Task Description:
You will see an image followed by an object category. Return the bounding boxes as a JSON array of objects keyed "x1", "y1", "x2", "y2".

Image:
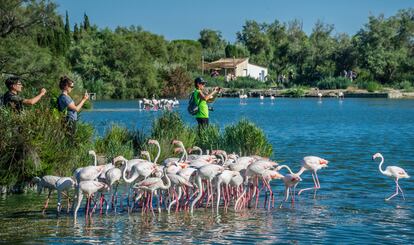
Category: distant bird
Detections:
[
  {"x1": 317, "y1": 92, "x2": 322, "y2": 99},
  {"x1": 33, "y1": 175, "x2": 60, "y2": 214},
  {"x1": 259, "y1": 95, "x2": 264, "y2": 101},
  {"x1": 270, "y1": 95, "x2": 275, "y2": 103},
  {"x1": 372, "y1": 153, "x2": 410, "y2": 201},
  {"x1": 297, "y1": 156, "x2": 329, "y2": 198},
  {"x1": 338, "y1": 91, "x2": 344, "y2": 99},
  {"x1": 138, "y1": 100, "x2": 143, "y2": 111}
]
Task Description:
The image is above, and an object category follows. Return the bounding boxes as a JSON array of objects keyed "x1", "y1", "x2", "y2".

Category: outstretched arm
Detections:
[
  {"x1": 67, "y1": 92, "x2": 89, "y2": 112},
  {"x1": 23, "y1": 88, "x2": 46, "y2": 105}
]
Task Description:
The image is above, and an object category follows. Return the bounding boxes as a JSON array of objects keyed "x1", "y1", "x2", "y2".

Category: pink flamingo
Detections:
[
  {"x1": 73, "y1": 180, "x2": 109, "y2": 219},
  {"x1": 133, "y1": 168, "x2": 171, "y2": 215},
  {"x1": 276, "y1": 165, "x2": 302, "y2": 208},
  {"x1": 297, "y1": 156, "x2": 329, "y2": 198},
  {"x1": 55, "y1": 177, "x2": 75, "y2": 213},
  {"x1": 372, "y1": 153, "x2": 410, "y2": 201}
]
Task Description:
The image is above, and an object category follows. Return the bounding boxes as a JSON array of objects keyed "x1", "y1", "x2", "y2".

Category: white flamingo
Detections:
[
  {"x1": 55, "y1": 177, "x2": 75, "y2": 213},
  {"x1": 73, "y1": 180, "x2": 109, "y2": 219},
  {"x1": 372, "y1": 153, "x2": 410, "y2": 201},
  {"x1": 297, "y1": 156, "x2": 329, "y2": 198},
  {"x1": 33, "y1": 175, "x2": 60, "y2": 214}
]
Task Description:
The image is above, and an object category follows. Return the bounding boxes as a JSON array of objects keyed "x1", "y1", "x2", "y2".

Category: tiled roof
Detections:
[{"x1": 204, "y1": 58, "x2": 248, "y2": 69}]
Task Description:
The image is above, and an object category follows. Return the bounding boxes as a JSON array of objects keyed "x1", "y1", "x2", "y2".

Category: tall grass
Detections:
[
  {"x1": 317, "y1": 77, "x2": 352, "y2": 89},
  {"x1": 222, "y1": 119, "x2": 273, "y2": 157}
]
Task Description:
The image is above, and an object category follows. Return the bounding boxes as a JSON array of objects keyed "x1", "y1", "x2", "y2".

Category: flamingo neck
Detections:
[
  {"x1": 279, "y1": 165, "x2": 294, "y2": 174},
  {"x1": 296, "y1": 167, "x2": 307, "y2": 176},
  {"x1": 154, "y1": 143, "x2": 160, "y2": 164},
  {"x1": 179, "y1": 143, "x2": 187, "y2": 162},
  {"x1": 93, "y1": 154, "x2": 97, "y2": 166},
  {"x1": 378, "y1": 155, "x2": 386, "y2": 175}
]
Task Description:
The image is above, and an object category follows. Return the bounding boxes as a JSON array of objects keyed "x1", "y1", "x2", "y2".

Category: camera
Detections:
[{"x1": 208, "y1": 106, "x2": 214, "y2": 111}]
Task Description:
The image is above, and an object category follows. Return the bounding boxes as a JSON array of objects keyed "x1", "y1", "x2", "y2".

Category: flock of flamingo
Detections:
[
  {"x1": 138, "y1": 98, "x2": 179, "y2": 111},
  {"x1": 33, "y1": 140, "x2": 409, "y2": 219}
]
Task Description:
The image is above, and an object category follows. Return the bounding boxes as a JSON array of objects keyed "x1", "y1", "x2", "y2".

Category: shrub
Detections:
[
  {"x1": 0, "y1": 105, "x2": 94, "y2": 189},
  {"x1": 95, "y1": 124, "x2": 135, "y2": 161},
  {"x1": 281, "y1": 86, "x2": 307, "y2": 97},
  {"x1": 396, "y1": 80, "x2": 414, "y2": 92},
  {"x1": 317, "y1": 77, "x2": 352, "y2": 89},
  {"x1": 222, "y1": 119, "x2": 273, "y2": 157},
  {"x1": 194, "y1": 124, "x2": 222, "y2": 151},
  {"x1": 357, "y1": 81, "x2": 383, "y2": 92}
]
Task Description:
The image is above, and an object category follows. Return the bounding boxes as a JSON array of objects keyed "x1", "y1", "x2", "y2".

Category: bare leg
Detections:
[
  {"x1": 396, "y1": 180, "x2": 405, "y2": 200},
  {"x1": 386, "y1": 179, "x2": 400, "y2": 201},
  {"x1": 298, "y1": 172, "x2": 318, "y2": 196}
]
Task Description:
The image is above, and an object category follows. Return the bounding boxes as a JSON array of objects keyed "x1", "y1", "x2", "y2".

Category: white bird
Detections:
[
  {"x1": 297, "y1": 156, "x2": 329, "y2": 198},
  {"x1": 55, "y1": 177, "x2": 75, "y2": 213},
  {"x1": 33, "y1": 175, "x2": 60, "y2": 214},
  {"x1": 372, "y1": 153, "x2": 410, "y2": 201},
  {"x1": 74, "y1": 180, "x2": 109, "y2": 219}
]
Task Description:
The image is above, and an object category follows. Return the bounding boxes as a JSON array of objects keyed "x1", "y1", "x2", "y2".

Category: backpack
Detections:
[{"x1": 187, "y1": 90, "x2": 200, "y2": 115}]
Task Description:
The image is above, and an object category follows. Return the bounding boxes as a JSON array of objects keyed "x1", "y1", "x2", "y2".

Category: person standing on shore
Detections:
[
  {"x1": 57, "y1": 76, "x2": 89, "y2": 137},
  {"x1": 2, "y1": 76, "x2": 47, "y2": 113},
  {"x1": 192, "y1": 77, "x2": 221, "y2": 128}
]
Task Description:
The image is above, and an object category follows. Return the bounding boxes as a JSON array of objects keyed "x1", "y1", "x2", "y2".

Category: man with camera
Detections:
[{"x1": 192, "y1": 77, "x2": 221, "y2": 128}]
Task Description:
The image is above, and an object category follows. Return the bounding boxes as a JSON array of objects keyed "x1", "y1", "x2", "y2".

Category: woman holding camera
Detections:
[
  {"x1": 193, "y1": 77, "x2": 221, "y2": 128},
  {"x1": 57, "y1": 76, "x2": 89, "y2": 137}
]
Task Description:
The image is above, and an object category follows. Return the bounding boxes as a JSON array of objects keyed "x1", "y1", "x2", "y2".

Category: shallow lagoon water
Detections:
[{"x1": 1, "y1": 98, "x2": 413, "y2": 243}]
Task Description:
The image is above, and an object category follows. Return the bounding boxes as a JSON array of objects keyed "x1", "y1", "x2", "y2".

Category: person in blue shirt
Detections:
[{"x1": 57, "y1": 76, "x2": 89, "y2": 136}]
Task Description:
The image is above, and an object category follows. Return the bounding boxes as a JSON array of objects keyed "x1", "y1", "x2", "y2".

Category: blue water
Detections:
[{"x1": 1, "y1": 98, "x2": 413, "y2": 243}]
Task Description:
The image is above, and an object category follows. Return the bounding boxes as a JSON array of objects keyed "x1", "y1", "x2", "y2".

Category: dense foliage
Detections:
[
  {"x1": 1, "y1": 1, "x2": 413, "y2": 98},
  {"x1": 0, "y1": 105, "x2": 94, "y2": 189}
]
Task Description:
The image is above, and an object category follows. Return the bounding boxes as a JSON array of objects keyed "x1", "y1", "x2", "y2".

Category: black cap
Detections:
[{"x1": 195, "y1": 77, "x2": 207, "y2": 84}]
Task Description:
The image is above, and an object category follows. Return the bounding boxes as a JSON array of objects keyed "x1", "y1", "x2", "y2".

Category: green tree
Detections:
[{"x1": 198, "y1": 29, "x2": 226, "y2": 61}]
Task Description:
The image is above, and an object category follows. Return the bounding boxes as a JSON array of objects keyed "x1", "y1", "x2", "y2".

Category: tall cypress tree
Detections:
[
  {"x1": 64, "y1": 11, "x2": 71, "y2": 46},
  {"x1": 73, "y1": 23, "x2": 80, "y2": 42},
  {"x1": 83, "y1": 13, "x2": 90, "y2": 31}
]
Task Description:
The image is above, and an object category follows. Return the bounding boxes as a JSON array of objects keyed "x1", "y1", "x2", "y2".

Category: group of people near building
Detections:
[{"x1": 2, "y1": 76, "x2": 89, "y2": 136}]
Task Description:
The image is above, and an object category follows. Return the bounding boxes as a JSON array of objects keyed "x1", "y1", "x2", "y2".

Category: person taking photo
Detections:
[{"x1": 193, "y1": 77, "x2": 221, "y2": 128}]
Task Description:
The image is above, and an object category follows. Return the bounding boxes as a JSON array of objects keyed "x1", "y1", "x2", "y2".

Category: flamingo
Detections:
[
  {"x1": 55, "y1": 177, "x2": 75, "y2": 213},
  {"x1": 338, "y1": 91, "x2": 344, "y2": 99},
  {"x1": 33, "y1": 175, "x2": 60, "y2": 213},
  {"x1": 372, "y1": 153, "x2": 410, "y2": 201},
  {"x1": 276, "y1": 165, "x2": 302, "y2": 208},
  {"x1": 167, "y1": 172, "x2": 193, "y2": 213},
  {"x1": 73, "y1": 180, "x2": 109, "y2": 219},
  {"x1": 216, "y1": 170, "x2": 240, "y2": 213},
  {"x1": 297, "y1": 156, "x2": 329, "y2": 198},
  {"x1": 133, "y1": 168, "x2": 171, "y2": 215}
]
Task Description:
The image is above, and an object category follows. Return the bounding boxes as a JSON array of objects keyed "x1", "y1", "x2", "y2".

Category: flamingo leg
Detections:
[
  {"x1": 280, "y1": 187, "x2": 289, "y2": 208},
  {"x1": 298, "y1": 172, "x2": 319, "y2": 196},
  {"x1": 386, "y1": 179, "x2": 400, "y2": 201},
  {"x1": 42, "y1": 190, "x2": 52, "y2": 214},
  {"x1": 396, "y1": 180, "x2": 405, "y2": 200}
]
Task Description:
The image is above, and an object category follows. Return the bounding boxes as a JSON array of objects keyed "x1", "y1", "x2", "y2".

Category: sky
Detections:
[{"x1": 55, "y1": 0, "x2": 413, "y2": 42}]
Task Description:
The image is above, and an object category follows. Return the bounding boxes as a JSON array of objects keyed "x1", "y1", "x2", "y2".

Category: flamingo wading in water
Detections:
[
  {"x1": 297, "y1": 156, "x2": 329, "y2": 198},
  {"x1": 372, "y1": 153, "x2": 410, "y2": 201}
]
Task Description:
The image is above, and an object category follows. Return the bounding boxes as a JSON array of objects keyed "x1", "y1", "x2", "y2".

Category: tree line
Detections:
[{"x1": 1, "y1": 0, "x2": 413, "y2": 100}]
